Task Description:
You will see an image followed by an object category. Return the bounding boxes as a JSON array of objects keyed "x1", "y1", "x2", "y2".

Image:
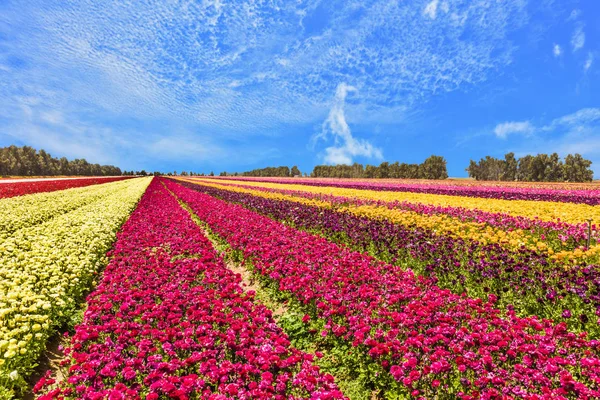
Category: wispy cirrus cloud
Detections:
[
  {"x1": 0, "y1": 0, "x2": 536, "y2": 169},
  {"x1": 571, "y1": 24, "x2": 585, "y2": 52},
  {"x1": 584, "y1": 53, "x2": 594, "y2": 72},
  {"x1": 312, "y1": 83, "x2": 382, "y2": 165},
  {"x1": 494, "y1": 121, "x2": 534, "y2": 139}
]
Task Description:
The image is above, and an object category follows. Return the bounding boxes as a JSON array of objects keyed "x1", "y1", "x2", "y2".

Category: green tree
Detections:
[
  {"x1": 421, "y1": 155, "x2": 448, "y2": 180},
  {"x1": 503, "y1": 152, "x2": 518, "y2": 181},
  {"x1": 517, "y1": 155, "x2": 535, "y2": 181},
  {"x1": 564, "y1": 153, "x2": 594, "y2": 182}
]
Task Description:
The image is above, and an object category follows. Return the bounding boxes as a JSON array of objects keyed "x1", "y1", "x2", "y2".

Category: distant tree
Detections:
[
  {"x1": 364, "y1": 164, "x2": 377, "y2": 178},
  {"x1": 421, "y1": 155, "x2": 448, "y2": 180},
  {"x1": 466, "y1": 160, "x2": 479, "y2": 180},
  {"x1": 310, "y1": 157, "x2": 447, "y2": 180},
  {"x1": 291, "y1": 165, "x2": 301, "y2": 177},
  {"x1": 503, "y1": 152, "x2": 518, "y2": 181},
  {"x1": 517, "y1": 155, "x2": 535, "y2": 181},
  {"x1": 209, "y1": 171, "x2": 214, "y2": 176},
  {"x1": 564, "y1": 153, "x2": 594, "y2": 182},
  {"x1": 545, "y1": 153, "x2": 564, "y2": 182},
  {"x1": 0, "y1": 145, "x2": 121, "y2": 176},
  {"x1": 376, "y1": 162, "x2": 390, "y2": 179},
  {"x1": 470, "y1": 152, "x2": 592, "y2": 182}
]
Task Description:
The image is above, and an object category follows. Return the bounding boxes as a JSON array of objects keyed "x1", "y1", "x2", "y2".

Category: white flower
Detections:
[{"x1": 9, "y1": 370, "x2": 19, "y2": 380}]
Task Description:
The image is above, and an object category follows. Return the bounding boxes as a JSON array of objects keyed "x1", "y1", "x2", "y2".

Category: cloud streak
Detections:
[
  {"x1": 494, "y1": 121, "x2": 534, "y2": 139},
  {"x1": 314, "y1": 83, "x2": 382, "y2": 165},
  {"x1": 571, "y1": 25, "x2": 585, "y2": 52}
]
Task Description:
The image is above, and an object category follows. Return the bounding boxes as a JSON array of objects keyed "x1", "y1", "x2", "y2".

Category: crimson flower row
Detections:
[
  {"x1": 213, "y1": 177, "x2": 600, "y2": 205},
  {"x1": 176, "y1": 180, "x2": 600, "y2": 337},
  {"x1": 36, "y1": 179, "x2": 344, "y2": 400},
  {"x1": 165, "y1": 179, "x2": 600, "y2": 399},
  {"x1": 0, "y1": 177, "x2": 132, "y2": 199}
]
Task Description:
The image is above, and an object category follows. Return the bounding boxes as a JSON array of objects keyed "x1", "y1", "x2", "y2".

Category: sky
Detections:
[{"x1": 0, "y1": 0, "x2": 599, "y2": 177}]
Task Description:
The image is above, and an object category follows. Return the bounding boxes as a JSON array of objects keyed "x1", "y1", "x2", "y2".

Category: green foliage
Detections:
[
  {"x1": 564, "y1": 153, "x2": 594, "y2": 182},
  {"x1": 311, "y1": 156, "x2": 448, "y2": 180},
  {"x1": 0, "y1": 145, "x2": 122, "y2": 176},
  {"x1": 467, "y1": 152, "x2": 594, "y2": 182}
]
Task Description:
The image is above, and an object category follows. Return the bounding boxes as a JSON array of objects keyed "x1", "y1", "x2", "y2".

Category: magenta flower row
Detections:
[
  {"x1": 211, "y1": 180, "x2": 595, "y2": 244},
  {"x1": 214, "y1": 177, "x2": 600, "y2": 205},
  {"x1": 165, "y1": 179, "x2": 600, "y2": 399},
  {"x1": 36, "y1": 178, "x2": 344, "y2": 400}
]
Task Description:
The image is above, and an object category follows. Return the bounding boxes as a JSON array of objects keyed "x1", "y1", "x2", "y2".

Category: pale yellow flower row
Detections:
[
  {"x1": 0, "y1": 177, "x2": 151, "y2": 396},
  {"x1": 199, "y1": 178, "x2": 599, "y2": 225},
  {"x1": 179, "y1": 178, "x2": 600, "y2": 263},
  {"x1": 0, "y1": 178, "x2": 140, "y2": 241}
]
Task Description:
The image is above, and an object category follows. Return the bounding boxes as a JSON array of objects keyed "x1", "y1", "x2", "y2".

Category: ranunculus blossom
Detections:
[
  {"x1": 167, "y1": 178, "x2": 600, "y2": 399},
  {"x1": 35, "y1": 179, "x2": 343, "y2": 399}
]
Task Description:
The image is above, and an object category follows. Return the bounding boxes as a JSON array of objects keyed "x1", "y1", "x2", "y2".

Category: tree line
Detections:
[
  {"x1": 219, "y1": 165, "x2": 302, "y2": 177},
  {"x1": 311, "y1": 155, "x2": 449, "y2": 179},
  {"x1": 466, "y1": 152, "x2": 594, "y2": 182},
  {"x1": 0, "y1": 145, "x2": 122, "y2": 176}
]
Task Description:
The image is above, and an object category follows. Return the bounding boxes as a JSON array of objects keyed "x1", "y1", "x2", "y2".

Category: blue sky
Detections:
[{"x1": 0, "y1": 0, "x2": 598, "y2": 176}]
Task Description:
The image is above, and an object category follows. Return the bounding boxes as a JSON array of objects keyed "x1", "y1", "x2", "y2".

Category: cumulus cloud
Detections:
[
  {"x1": 553, "y1": 44, "x2": 562, "y2": 57},
  {"x1": 316, "y1": 83, "x2": 383, "y2": 165},
  {"x1": 493, "y1": 121, "x2": 534, "y2": 139}
]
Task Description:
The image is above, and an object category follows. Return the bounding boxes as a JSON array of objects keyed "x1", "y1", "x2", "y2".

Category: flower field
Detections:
[
  {"x1": 4, "y1": 175, "x2": 600, "y2": 399},
  {"x1": 35, "y1": 179, "x2": 342, "y2": 400},
  {"x1": 0, "y1": 177, "x2": 132, "y2": 199},
  {"x1": 0, "y1": 177, "x2": 151, "y2": 398}
]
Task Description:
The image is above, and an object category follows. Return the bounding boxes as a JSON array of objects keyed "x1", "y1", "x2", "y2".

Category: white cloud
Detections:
[
  {"x1": 423, "y1": 0, "x2": 440, "y2": 19},
  {"x1": 551, "y1": 108, "x2": 600, "y2": 128},
  {"x1": 315, "y1": 83, "x2": 383, "y2": 165},
  {"x1": 567, "y1": 9, "x2": 581, "y2": 22},
  {"x1": 553, "y1": 44, "x2": 561, "y2": 57},
  {"x1": 493, "y1": 121, "x2": 534, "y2": 139},
  {"x1": 0, "y1": 0, "x2": 530, "y2": 168},
  {"x1": 571, "y1": 25, "x2": 585, "y2": 51},
  {"x1": 515, "y1": 108, "x2": 600, "y2": 177},
  {"x1": 584, "y1": 53, "x2": 593, "y2": 72}
]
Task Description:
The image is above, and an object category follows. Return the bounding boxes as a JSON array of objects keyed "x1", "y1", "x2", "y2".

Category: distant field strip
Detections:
[
  {"x1": 215, "y1": 176, "x2": 600, "y2": 205},
  {"x1": 0, "y1": 176, "x2": 132, "y2": 199},
  {"x1": 181, "y1": 178, "x2": 600, "y2": 262},
  {"x1": 192, "y1": 178, "x2": 600, "y2": 223},
  {"x1": 0, "y1": 178, "x2": 145, "y2": 240}
]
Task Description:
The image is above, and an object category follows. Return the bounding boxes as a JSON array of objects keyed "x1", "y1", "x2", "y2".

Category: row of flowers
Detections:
[
  {"x1": 182, "y1": 178, "x2": 600, "y2": 263},
  {"x1": 197, "y1": 178, "x2": 599, "y2": 225},
  {"x1": 212, "y1": 176, "x2": 600, "y2": 205},
  {"x1": 176, "y1": 179, "x2": 600, "y2": 337},
  {"x1": 217, "y1": 176, "x2": 600, "y2": 191},
  {"x1": 37, "y1": 178, "x2": 344, "y2": 400},
  {"x1": 0, "y1": 177, "x2": 151, "y2": 399},
  {"x1": 0, "y1": 177, "x2": 132, "y2": 199},
  {"x1": 165, "y1": 178, "x2": 600, "y2": 399},
  {"x1": 0, "y1": 178, "x2": 144, "y2": 241}
]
